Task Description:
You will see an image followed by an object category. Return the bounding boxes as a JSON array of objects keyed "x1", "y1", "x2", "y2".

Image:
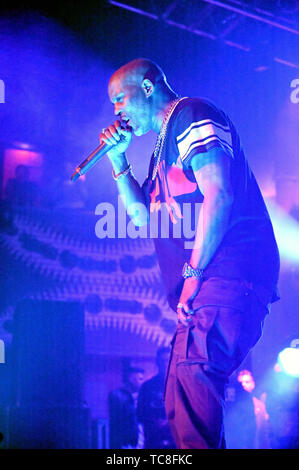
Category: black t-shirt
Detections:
[{"x1": 142, "y1": 98, "x2": 280, "y2": 311}]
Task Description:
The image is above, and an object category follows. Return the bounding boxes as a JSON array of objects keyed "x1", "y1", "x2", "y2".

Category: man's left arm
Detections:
[{"x1": 177, "y1": 147, "x2": 234, "y2": 325}]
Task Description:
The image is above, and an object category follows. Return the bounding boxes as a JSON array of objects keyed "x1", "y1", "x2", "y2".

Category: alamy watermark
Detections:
[
  {"x1": 95, "y1": 195, "x2": 202, "y2": 249},
  {"x1": 290, "y1": 338, "x2": 299, "y2": 349},
  {"x1": 0, "y1": 340, "x2": 5, "y2": 363},
  {"x1": 0, "y1": 79, "x2": 4, "y2": 103},
  {"x1": 290, "y1": 78, "x2": 299, "y2": 104}
]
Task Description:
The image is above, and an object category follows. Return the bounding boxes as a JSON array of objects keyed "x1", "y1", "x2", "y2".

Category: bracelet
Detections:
[
  {"x1": 182, "y1": 262, "x2": 204, "y2": 280},
  {"x1": 112, "y1": 163, "x2": 132, "y2": 181}
]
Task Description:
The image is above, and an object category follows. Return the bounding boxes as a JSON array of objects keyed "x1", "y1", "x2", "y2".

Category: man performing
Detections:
[{"x1": 100, "y1": 58, "x2": 280, "y2": 449}]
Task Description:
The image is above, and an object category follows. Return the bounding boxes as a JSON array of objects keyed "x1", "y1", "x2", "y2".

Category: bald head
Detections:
[
  {"x1": 108, "y1": 58, "x2": 177, "y2": 135},
  {"x1": 109, "y1": 58, "x2": 166, "y2": 90}
]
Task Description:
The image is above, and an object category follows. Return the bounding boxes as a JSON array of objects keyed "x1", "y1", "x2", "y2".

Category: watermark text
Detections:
[
  {"x1": 0, "y1": 80, "x2": 4, "y2": 103},
  {"x1": 0, "y1": 340, "x2": 5, "y2": 363},
  {"x1": 95, "y1": 196, "x2": 201, "y2": 249},
  {"x1": 290, "y1": 78, "x2": 299, "y2": 104}
]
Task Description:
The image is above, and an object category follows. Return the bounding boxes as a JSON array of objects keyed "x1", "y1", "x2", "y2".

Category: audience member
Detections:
[
  {"x1": 108, "y1": 364, "x2": 144, "y2": 449},
  {"x1": 137, "y1": 347, "x2": 176, "y2": 449},
  {"x1": 237, "y1": 369, "x2": 270, "y2": 448},
  {"x1": 4, "y1": 164, "x2": 40, "y2": 206}
]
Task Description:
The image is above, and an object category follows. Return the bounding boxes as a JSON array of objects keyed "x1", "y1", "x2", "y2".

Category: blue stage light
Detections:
[{"x1": 278, "y1": 347, "x2": 299, "y2": 377}]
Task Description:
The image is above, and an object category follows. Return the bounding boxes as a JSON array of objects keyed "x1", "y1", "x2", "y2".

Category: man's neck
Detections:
[{"x1": 152, "y1": 91, "x2": 178, "y2": 133}]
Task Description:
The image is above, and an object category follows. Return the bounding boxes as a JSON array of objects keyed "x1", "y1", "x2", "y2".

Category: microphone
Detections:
[{"x1": 71, "y1": 141, "x2": 113, "y2": 181}]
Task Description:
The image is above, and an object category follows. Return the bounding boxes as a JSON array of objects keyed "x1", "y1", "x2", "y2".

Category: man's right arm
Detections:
[{"x1": 101, "y1": 120, "x2": 149, "y2": 226}]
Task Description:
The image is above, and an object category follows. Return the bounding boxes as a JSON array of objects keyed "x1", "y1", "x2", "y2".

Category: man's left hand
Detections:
[{"x1": 177, "y1": 277, "x2": 201, "y2": 326}]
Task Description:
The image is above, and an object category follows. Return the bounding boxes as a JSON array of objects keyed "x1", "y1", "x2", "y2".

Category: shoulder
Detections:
[
  {"x1": 172, "y1": 98, "x2": 233, "y2": 166},
  {"x1": 139, "y1": 375, "x2": 160, "y2": 392},
  {"x1": 173, "y1": 97, "x2": 229, "y2": 133},
  {"x1": 140, "y1": 375, "x2": 156, "y2": 389}
]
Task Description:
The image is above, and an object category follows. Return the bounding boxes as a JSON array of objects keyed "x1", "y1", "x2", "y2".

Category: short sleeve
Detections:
[{"x1": 174, "y1": 99, "x2": 234, "y2": 167}]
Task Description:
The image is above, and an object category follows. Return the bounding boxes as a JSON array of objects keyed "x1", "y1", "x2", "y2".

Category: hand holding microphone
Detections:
[
  {"x1": 71, "y1": 120, "x2": 132, "y2": 181},
  {"x1": 100, "y1": 119, "x2": 132, "y2": 160}
]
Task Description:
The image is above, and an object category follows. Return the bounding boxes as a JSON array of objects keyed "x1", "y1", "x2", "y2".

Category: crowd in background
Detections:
[{"x1": 108, "y1": 349, "x2": 299, "y2": 449}]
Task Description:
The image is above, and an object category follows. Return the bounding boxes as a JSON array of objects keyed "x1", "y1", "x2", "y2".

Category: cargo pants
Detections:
[{"x1": 164, "y1": 277, "x2": 272, "y2": 449}]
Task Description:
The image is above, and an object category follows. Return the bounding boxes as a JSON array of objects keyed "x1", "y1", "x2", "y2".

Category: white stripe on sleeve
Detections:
[{"x1": 177, "y1": 120, "x2": 233, "y2": 161}]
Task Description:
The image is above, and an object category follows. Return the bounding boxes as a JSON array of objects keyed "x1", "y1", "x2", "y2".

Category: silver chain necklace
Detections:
[{"x1": 151, "y1": 97, "x2": 187, "y2": 181}]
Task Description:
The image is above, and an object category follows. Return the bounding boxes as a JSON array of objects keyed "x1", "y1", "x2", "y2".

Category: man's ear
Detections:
[{"x1": 141, "y1": 78, "x2": 154, "y2": 97}]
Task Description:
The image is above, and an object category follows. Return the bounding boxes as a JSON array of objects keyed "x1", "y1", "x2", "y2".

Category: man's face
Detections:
[
  {"x1": 238, "y1": 373, "x2": 255, "y2": 393},
  {"x1": 128, "y1": 371, "x2": 144, "y2": 391},
  {"x1": 108, "y1": 72, "x2": 152, "y2": 136}
]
